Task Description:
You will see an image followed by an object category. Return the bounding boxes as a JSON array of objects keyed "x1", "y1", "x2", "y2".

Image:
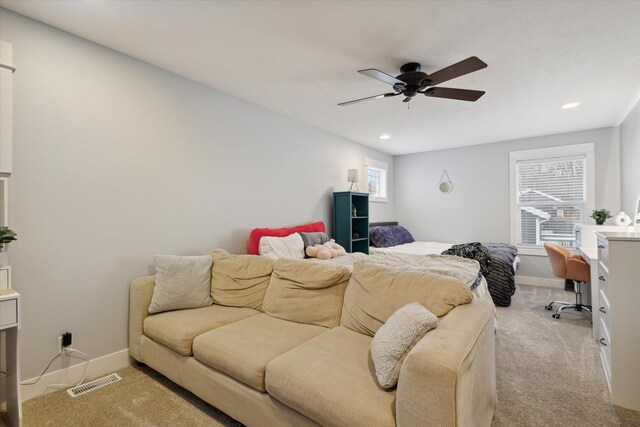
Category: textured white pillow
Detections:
[
  {"x1": 148, "y1": 255, "x2": 213, "y2": 314},
  {"x1": 258, "y1": 233, "x2": 305, "y2": 260},
  {"x1": 370, "y1": 302, "x2": 438, "y2": 389}
]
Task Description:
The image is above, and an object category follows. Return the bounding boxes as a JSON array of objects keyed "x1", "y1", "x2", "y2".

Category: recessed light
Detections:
[
  {"x1": 379, "y1": 134, "x2": 390, "y2": 140},
  {"x1": 561, "y1": 102, "x2": 581, "y2": 109}
]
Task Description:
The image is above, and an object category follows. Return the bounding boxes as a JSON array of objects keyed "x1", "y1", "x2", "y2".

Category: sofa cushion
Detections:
[
  {"x1": 370, "y1": 302, "x2": 438, "y2": 390},
  {"x1": 192, "y1": 313, "x2": 326, "y2": 392},
  {"x1": 262, "y1": 259, "x2": 351, "y2": 327},
  {"x1": 341, "y1": 262, "x2": 473, "y2": 336},
  {"x1": 265, "y1": 326, "x2": 396, "y2": 427},
  {"x1": 148, "y1": 255, "x2": 213, "y2": 314},
  {"x1": 210, "y1": 249, "x2": 274, "y2": 311},
  {"x1": 143, "y1": 305, "x2": 258, "y2": 356}
]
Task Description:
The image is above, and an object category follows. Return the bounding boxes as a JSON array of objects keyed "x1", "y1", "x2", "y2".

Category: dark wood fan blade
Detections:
[
  {"x1": 424, "y1": 87, "x2": 485, "y2": 102},
  {"x1": 426, "y1": 57, "x2": 487, "y2": 86},
  {"x1": 358, "y1": 69, "x2": 406, "y2": 86},
  {"x1": 338, "y1": 93, "x2": 396, "y2": 106}
]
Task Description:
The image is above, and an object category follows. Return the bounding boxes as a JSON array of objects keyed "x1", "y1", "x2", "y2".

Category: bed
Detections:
[
  {"x1": 249, "y1": 221, "x2": 496, "y2": 307},
  {"x1": 369, "y1": 222, "x2": 519, "y2": 307}
]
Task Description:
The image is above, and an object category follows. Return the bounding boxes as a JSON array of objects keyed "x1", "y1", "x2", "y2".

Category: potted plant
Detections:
[
  {"x1": 0, "y1": 226, "x2": 17, "y2": 252},
  {"x1": 590, "y1": 209, "x2": 612, "y2": 225}
]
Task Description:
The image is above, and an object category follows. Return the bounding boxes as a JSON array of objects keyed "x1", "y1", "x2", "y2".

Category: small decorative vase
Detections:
[
  {"x1": 613, "y1": 211, "x2": 632, "y2": 226},
  {"x1": 595, "y1": 219, "x2": 605, "y2": 225}
]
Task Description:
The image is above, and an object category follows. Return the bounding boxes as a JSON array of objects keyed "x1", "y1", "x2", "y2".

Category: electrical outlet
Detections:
[
  {"x1": 58, "y1": 332, "x2": 73, "y2": 352},
  {"x1": 62, "y1": 332, "x2": 72, "y2": 348}
]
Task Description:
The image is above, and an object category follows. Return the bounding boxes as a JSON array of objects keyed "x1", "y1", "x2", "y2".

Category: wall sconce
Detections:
[{"x1": 438, "y1": 170, "x2": 453, "y2": 193}]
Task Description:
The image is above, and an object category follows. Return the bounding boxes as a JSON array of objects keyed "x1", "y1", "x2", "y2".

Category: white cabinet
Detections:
[
  {"x1": 0, "y1": 289, "x2": 21, "y2": 427},
  {"x1": 574, "y1": 224, "x2": 632, "y2": 248},
  {"x1": 0, "y1": 40, "x2": 14, "y2": 174},
  {"x1": 596, "y1": 232, "x2": 640, "y2": 411},
  {"x1": 575, "y1": 224, "x2": 632, "y2": 341}
]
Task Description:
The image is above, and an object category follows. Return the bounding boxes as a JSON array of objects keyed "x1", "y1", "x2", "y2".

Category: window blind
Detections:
[{"x1": 515, "y1": 155, "x2": 586, "y2": 248}]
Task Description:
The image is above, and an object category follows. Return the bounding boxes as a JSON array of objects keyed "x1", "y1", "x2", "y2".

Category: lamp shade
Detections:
[{"x1": 347, "y1": 169, "x2": 359, "y2": 183}]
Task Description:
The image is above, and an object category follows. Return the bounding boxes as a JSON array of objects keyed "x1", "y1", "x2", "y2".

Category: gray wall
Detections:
[
  {"x1": 395, "y1": 127, "x2": 621, "y2": 278},
  {"x1": 620, "y1": 100, "x2": 640, "y2": 217},
  {"x1": 0, "y1": 9, "x2": 394, "y2": 378}
]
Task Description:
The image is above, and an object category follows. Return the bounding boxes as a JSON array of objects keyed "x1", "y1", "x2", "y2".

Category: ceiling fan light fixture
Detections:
[
  {"x1": 339, "y1": 57, "x2": 487, "y2": 107},
  {"x1": 379, "y1": 134, "x2": 391, "y2": 140},
  {"x1": 561, "y1": 102, "x2": 581, "y2": 109}
]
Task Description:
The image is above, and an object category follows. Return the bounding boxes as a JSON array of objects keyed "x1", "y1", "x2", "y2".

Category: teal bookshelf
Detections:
[{"x1": 333, "y1": 191, "x2": 369, "y2": 254}]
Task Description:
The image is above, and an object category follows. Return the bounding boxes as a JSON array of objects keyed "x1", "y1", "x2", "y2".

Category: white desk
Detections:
[
  {"x1": 578, "y1": 246, "x2": 599, "y2": 341},
  {"x1": 0, "y1": 289, "x2": 21, "y2": 427}
]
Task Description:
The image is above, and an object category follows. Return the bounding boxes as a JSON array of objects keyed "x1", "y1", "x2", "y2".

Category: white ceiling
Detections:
[{"x1": 2, "y1": 1, "x2": 640, "y2": 155}]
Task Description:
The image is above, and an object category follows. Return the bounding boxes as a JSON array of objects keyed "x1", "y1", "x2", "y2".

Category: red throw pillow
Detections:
[{"x1": 248, "y1": 221, "x2": 326, "y2": 255}]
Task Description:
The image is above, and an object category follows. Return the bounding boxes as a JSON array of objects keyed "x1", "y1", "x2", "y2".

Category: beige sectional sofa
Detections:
[{"x1": 129, "y1": 250, "x2": 497, "y2": 427}]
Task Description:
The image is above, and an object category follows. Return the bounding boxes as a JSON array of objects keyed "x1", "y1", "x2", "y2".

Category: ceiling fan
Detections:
[{"x1": 338, "y1": 57, "x2": 487, "y2": 106}]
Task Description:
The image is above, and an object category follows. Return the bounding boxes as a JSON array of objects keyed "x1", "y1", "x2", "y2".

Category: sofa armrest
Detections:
[
  {"x1": 129, "y1": 275, "x2": 155, "y2": 361},
  {"x1": 396, "y1": 299, "x2": 496, "y2": 427}
]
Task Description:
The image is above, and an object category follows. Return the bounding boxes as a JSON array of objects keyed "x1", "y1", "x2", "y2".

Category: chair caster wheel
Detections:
[
  {"x1": 545, "y1": 305, "x2": 553, "y2": 311},
  {"x1": 552, "y1": 314, "x2": 560, "y2": 319}
]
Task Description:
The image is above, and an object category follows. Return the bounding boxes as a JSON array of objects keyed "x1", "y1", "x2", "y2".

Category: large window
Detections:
[
  {"x1": 510, "y1": 143, "x2": 594, "y2": 255},
  {"x1": 365, "y1": 157, "x2": 388, "y2": 202}
]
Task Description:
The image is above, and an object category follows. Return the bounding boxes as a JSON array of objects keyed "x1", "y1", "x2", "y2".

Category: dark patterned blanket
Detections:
[{"x1": 442, "y1": 242, "x2": 518, "y2": 307}]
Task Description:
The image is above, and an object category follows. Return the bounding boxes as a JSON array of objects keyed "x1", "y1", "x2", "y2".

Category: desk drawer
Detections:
[
  {"x1": 0, "y1": 298, "x2": 18, "y2": 327},
  {"x1": 598, "y1": 289, "x2": 611, "y2": 332},
  {"x1": 597, "y1": 267, "x2": 609, "y2": 303},
  {"x1": 597, "y1": 235, "x2": 609, "y2": 271},
  {"x1": 599, "y1": 317, "x2": 612, "y2": 373}
]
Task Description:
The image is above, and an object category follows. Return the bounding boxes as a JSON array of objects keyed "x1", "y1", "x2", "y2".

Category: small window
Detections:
[
  {"x1": 509, "y1": 143, "x2": 594, "y2": 256},
  {"x1": 365, "y1": 157, "x2": 388, "y2": 202}
]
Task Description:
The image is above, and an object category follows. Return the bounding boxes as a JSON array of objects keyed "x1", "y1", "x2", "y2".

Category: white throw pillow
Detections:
[
  {"x1": 370, "y1": 302, "x2": 438, "y2": 390},
  {"x1": 258, "y1": 233, "x2": 305, "y2": 260},
  {"x1": 148, "y1": 255, "x2": 213, "y2": 314}
]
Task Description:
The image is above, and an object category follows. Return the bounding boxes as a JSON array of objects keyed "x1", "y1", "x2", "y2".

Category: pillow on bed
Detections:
[
  {"x1": 248, "y1": 221, "x2": 325, "y2": 255},
  {"x1": 299, "y1": 232, "x2": 331, "y2": 257},
  {"x1": 259, "y1": 233, "x2": 305, "y2": 260},
  {"x1": 370, "y1": 225, "x2": 415, "y2": 248}
]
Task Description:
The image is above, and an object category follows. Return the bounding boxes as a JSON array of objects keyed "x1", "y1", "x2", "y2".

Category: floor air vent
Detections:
[{"x1": 67, "y1": 373, "x2": 122, "y2": 397}]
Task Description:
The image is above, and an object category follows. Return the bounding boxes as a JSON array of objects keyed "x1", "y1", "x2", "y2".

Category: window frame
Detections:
[
  {"x1": 365, "y1": 157, "x2": 388, "y2": 203},
  {"x1": 509, "y1": 143, "x2": 595, "y2": 256}
]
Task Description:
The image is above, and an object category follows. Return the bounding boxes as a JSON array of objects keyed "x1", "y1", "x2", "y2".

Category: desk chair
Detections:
[{"x1": 543, "y1": 243, "x2": 592, "y2": 319}]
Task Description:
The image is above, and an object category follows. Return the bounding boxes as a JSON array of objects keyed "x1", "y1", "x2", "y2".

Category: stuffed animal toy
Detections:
[
  {"x1": 305, "y1": 240, "x2": 347, "y2": 260},
  {"x1": 322, "y1": 240, "x2": 347, "y2": 257}
]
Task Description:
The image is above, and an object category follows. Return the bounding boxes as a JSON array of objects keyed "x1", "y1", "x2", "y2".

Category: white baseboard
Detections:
[
  {"x1": 20, "y1": 348, "x2": 130, "y2": 402},
  {"x1": 515, "y1": 275, "x2": 565, "y2": 289}
]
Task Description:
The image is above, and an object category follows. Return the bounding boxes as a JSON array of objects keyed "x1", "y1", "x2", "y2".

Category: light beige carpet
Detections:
[{"x1": 2, "y1": 285, "x2": 640, "y2": 426}]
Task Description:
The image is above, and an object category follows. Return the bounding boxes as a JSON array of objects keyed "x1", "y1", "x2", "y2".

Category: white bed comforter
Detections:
[
  {"x1": 310, "y1": 252, "x2": 494, "y2": 307},
  {"x1": 370, "y1": 241, "x2": 520, "y2": 271},
  {"x1": 370, "y1": 241, "x2": 453, "y2": 256}
]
